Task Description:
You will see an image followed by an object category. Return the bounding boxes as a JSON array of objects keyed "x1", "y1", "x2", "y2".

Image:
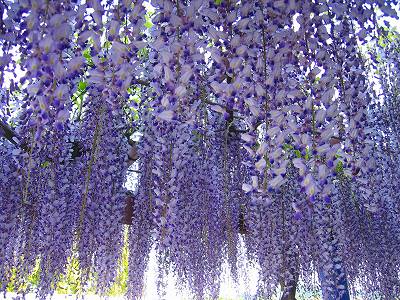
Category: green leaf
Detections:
[
  {"x1": 282, "y1": 143, "x2": 293, "y2": 151},
  {"x1": 82, "y1": 48, "x2": 94, "y2": 67},
  {"x1": 335, "y1": 160, "x2": 344, "y2": 173},
  {"x1": 40, "y1": 161, "x2": 50, "y2": 168},
  {"x1": 138, "y1": 47, "x2": 149, "y2": 60},
  {"x1": 144, "y1": 14, "x2": 153, "y2": 29},
  {"x1": 103, "y1": 40, "x2": 112, "y2": 50},
  {"x1": 83, "y1": 48, "x2": 91, "y2": 60},
  {"x1": 294, "y1": 149, "x2": 302, "y2": 158},
  {"x1": 78, "y1": 81, "x2": 87, "y2": 92},
  {"x1": 304, "y1": 147, "x2": 311, "y2": 160},
  {"x1": 27, "y1": 259, "x2": 41, "y2": 287}
]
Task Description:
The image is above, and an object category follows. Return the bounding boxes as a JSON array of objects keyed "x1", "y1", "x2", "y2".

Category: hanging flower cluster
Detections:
[{"x1": 1, "y1": 0, "x2": 400, "y2": 299}]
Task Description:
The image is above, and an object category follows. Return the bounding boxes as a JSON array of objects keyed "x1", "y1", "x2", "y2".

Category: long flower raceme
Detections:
[{"x1": 0, "y1": 0, "x2": 399, "y2": 299}]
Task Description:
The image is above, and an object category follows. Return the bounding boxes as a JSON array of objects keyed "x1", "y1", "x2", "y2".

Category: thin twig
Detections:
[{"x1": 0, "y1": 119, "x2": 19, "y2": 146}]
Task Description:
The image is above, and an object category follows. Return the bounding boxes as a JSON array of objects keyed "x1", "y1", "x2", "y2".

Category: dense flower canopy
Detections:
[{"x1": 0, "y1": 0, "x2": 400, "y2": 299}]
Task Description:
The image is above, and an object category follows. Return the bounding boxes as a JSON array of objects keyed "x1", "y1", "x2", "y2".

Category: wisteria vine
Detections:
[{"x1": 1, "y1": 0, "x2": 400, "y2": 299}]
